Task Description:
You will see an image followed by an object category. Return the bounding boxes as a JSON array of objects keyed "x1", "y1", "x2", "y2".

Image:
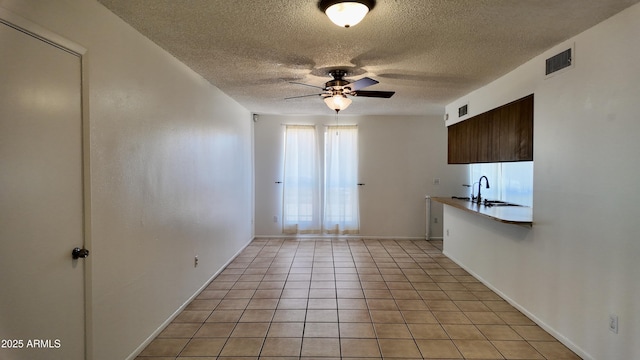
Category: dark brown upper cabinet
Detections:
[{"x1": 448, "y1": 94, "x2": 533, "y2": 164}]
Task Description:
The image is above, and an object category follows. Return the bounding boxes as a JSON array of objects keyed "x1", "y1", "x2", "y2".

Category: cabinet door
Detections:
[
  {"x1": 517, "y1": 94, "x2": 534, "y2": 161},
  {"x1": 499, "y1": 103, "x2": 519, "y2": 161},
  {"x1": 475, "y1": 112, "x2": 493, "y2": 163},
  {"x1": 448, "y1": 119, "x2": 476, "y2": 164},
  {"x1": 498, "y1": 94, "x2": 533, "y2": 162},
  {"x1": 489, "y1": 108, "x2": 502, "y2": 162},
  {"x1": 448, "y1": 121, "x2": 466, "y2": 164}
]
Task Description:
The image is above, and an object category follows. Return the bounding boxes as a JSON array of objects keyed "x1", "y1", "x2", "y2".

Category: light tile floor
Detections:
[{"x1": 136, "y1": 238, "x2": 581, "y2": 359}]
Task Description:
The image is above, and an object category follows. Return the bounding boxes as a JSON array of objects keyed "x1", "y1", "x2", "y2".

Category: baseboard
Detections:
[
  {"x1": 442, "y1": 250, "x2": 593, "y2": 360},
  {"x1": 126, "y1": 236, "x2": 255, "y2": 360}
]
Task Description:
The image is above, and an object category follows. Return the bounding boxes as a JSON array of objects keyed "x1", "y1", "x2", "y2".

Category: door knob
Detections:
[{"x1": 71, "y1": 247, "x2": 89, "y2": 259}]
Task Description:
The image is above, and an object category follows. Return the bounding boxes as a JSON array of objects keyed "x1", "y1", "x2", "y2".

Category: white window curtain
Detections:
[
  {"x1": 282, "y1": 125, "x2": 321, "y2": 234},
  {"x1": 324, "y1": 125, "x2": 359, "y2": 234}
]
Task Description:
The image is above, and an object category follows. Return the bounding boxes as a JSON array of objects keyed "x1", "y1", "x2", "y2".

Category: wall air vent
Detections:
[
  {"x1": 458, "y1": 104, "x2": 468, "y2": 117},
  {"x1": 546, "y1": 48, "x2": 572, "y2": 76}
]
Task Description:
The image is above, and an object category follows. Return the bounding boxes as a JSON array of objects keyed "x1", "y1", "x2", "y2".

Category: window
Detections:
[
  {"x1": 282, "y1": 125, "x2": 360, "y2": 235},
  {"x1": 468, "y1": 161, "x2": 533, "y2": 206},
  {"x1": 282, "y1": 125, "x2": 321, "y2": 234}
]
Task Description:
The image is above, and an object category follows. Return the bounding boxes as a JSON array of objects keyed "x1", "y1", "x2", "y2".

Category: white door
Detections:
[{"x1": 0, "y1": 20, "x2": 86, "y2": 359}]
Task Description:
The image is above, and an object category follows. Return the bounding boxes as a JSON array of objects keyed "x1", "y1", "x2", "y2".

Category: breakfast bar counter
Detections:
[{"x1": 433, "y1": 197, "x2": 532, "y2": 227}]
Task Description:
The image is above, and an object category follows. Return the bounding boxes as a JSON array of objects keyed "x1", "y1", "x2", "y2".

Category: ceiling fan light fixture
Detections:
[
  {"x1": 324, "y1": 94, "x2": 352, "y2": 112},
  {"x1": 319, "y1": 0, "x2": 375, "y2": 28}
]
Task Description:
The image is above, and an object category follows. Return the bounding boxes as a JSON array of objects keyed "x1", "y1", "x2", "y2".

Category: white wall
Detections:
[
  {"x1": 254, "y1": 114, "x2": 465, "y2": 238},
  {"x1": 443, "y1": 4, "x2": 640, "y2": 359},
  {"x1": 0, "y1": 1, "x2": 253, "y2": 359}
]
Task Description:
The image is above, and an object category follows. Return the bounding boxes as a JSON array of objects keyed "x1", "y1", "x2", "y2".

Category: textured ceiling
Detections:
[{"x1": 98, "y1": 0, "x2": 639, "y2": 116}]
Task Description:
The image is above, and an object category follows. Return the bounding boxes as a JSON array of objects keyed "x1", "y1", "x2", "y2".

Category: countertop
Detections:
[{"x1": 433, "y1": 197, "x2": 533, "y2": 227}]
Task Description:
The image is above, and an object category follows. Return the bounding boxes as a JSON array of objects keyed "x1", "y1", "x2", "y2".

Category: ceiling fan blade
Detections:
[
  {"x1": 352, "y1": 90, "x2": 395, "y2": 98},
  {"x1": 290, "y1": 81, "x2": 326, "y2": 90},
  {"x1": 284, "y1": 93, "x2": 323, "y2": 100},
  {"x1": 349, "y1": 77, "x2": 379, "y2": 91}
]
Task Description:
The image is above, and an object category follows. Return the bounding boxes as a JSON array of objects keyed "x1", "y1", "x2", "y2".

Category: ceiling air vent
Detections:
[{"x1": 546, "y1": 48, "x2": 572, "y2": 76}]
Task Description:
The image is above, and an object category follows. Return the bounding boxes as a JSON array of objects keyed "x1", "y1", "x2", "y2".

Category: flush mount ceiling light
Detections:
[{"x1": 319, "y1": 0, "x2": 376, "y2": 28}]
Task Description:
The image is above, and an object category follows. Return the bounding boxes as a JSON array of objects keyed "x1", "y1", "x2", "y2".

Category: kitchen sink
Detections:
[
  {"x1": 483, "y1": 200, "x2": 522, "y2": 207},
  {"x1": 452, "y1": 197, "x2": 524, "y2": 207}
]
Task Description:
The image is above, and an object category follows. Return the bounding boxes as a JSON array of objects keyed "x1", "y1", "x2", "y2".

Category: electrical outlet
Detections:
[
  {"x1": 434, "y1": 217, "x2": 438, "y2": 224},
  {"x1": 433, "y1": 178, "x2": 440, "y2": 185},
  {"x1": 273, "y1": 215, "x2": 278, "y2": 223},
  {"x1": 194, "y1": 256, "x2": 199, "y2": 268},
  {"x1": 446, "y1": 229, "x2": 450, "y2": 236},
  {"x1": 609, "y1": 314, "x2": 618, "y2": 334}
]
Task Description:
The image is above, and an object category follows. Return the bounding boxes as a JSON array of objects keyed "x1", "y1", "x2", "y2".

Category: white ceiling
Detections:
[{"x1": 98, "y1": 0, "x2": 639, "y2": 116}]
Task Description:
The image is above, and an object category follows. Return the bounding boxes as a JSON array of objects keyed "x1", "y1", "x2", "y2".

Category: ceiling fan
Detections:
[{"x1": 286, "y1": 69, "x2": 395, "y2": 112}]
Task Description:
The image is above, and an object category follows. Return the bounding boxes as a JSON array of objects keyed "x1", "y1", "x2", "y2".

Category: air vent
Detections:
[
  {"x1": 546, "y1": 48, "x2": 572, "y2": 75},
  {"x1": 458, "y1": 104, "x2": 468, "y2": 117}
]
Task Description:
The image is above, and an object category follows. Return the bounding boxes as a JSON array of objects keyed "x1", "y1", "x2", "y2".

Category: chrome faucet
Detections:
[{"x1": 475, "y1": 176, "x2": 490, "y2": 203}]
